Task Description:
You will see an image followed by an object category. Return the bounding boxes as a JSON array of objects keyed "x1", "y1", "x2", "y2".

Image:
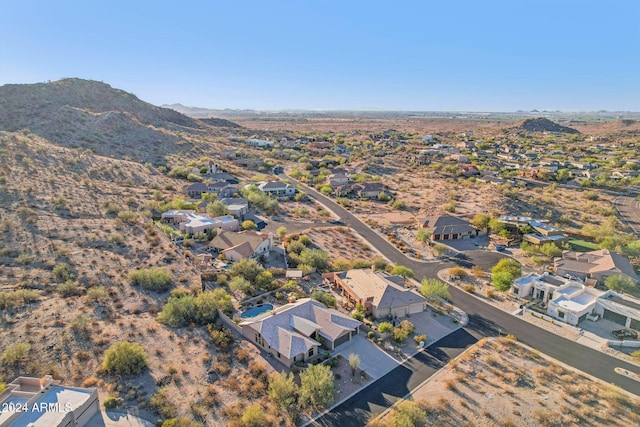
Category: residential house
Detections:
[
  {"x1": 240, "y1": 298, "x2": 362, "y2": 367},
  {"x1": 611, "y1": 170, "x2": 640, "y2": 180},
  {"x1": 243, "y1": 212, "x2": 267, "y2": 230},
  {"x1": 476, "y1": 175, "x2": 506, "y2": 185},
  {"x1": 245, "y1": 138, "x2": 275, "y2": 148},
  {"x1": 460, "y1": 164, "x2": 480, "y2": 177},
  {"x1": 554, "y1": 249, "x2": 638, "y2": 286},
  {"x1": 522, "y1": 221, "x2": 568, "y2": 245},
  {"x1": 0, "y1": 375, "x2": 99, "y2": 427},
  {"x1": 219, "y1": 197, "x2": 249, "y2": 218},
  {"x1": 353, "y1": 182, "x2": 386, "y2": 199},
  {"x1": 210, "y1": 172, "x2": 239, "y2": 184},
  {"x1": 323, "y1": 268, "x2": 428, "y2": 319},
  {"x1": 257, "y1": 181, "x2": 297, "y2": 199},
  {"x1": 334, "y1": 184, "x2": 354, "y2": 197},
  {"x1": 512, "y1": 272, "x2": 574, "y2": 302},
  {"x1": 328, "y1": 173, "x2": 350, "y2": 187},
  {"x1": 209, "y1": 230, "x2": 273, "y2": 262},
  {"x1": 182, "y1": 182, "x2": 237, "y2": 198},
  {"x1": 418, "y1": 215, "x2": 478, "y2": 241},
  {"x1": 161, "y1": 210, "x2": 239, "y2": 234}
]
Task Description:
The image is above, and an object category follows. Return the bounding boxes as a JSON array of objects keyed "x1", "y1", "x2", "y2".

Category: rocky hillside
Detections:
[
  {"x1": 515, "y1": 117, "x2": 580, "y2": 134},
  {"x1": 0, "y1": 79, "x2": 225, "y2": 163}
]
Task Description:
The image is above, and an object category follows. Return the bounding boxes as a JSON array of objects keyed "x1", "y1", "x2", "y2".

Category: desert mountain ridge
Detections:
[
  {"x1": 514, "y1": 117, "x2": 580, "y2": 134},
  {"x1": 0, "y1": 78, "x2": 240, "y2": 164}
]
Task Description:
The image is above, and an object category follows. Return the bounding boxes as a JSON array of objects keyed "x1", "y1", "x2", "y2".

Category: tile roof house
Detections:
[
  {"x1": 209, "y1": 230, "x2": 273, "y2": 262},
  {"x1": 554, "y1": 249, "x2": 638, "y2": 286},
  {"x1": 240, "y1": 298, "x2": 361, "y2": 367},
  {"x1": 0, "y1": 375, "x2": 99, "y2": 427},
  {"x1": 182, "y1": 182, "x2": 238, "y2": 198},
  {"x1": 256, "y1": 181, "x2": 297, "y2": 198},
  {"x1": 419, "y1": 215, "x2": 478, "y2": 241},
  {"x1": 323, "y1": 268, "x2": 428, "y2": 319},
  {"x1": 353, "y1": 182, "x2": 386, "y2": 199}
]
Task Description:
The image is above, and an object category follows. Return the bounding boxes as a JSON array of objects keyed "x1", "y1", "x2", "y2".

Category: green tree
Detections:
[
  {"x1": 268, "y1": 371, "x2": 298, "y2": 412},
  {"x1": 390, "y1": 265, "x2": 415, "y2": 279},
  {"x1": 415, "y1": 229, "x2": 431, "y2": 243},
  {"x1": 299, "y1": 364, "x2": 335, "y2": 409},
  {"x1": 605, "y1": 275, "x2": 637, "y2": 294},
  {"x1": 298, "y1": 248, "x2": 330, "y2": 271},
  {"x1": 470, "y1": 213, "x2": 491, "y2": 230},
  {"x1": 539, "y1": 243, "x2": 562, "y2": 258},
  {"x1": 492, "y1": 271, "x2": 515, "y2": 291},
  {"x1": 158, "y1": 294, "x2": 196, "y2": 327},
  {"x1": 311, "y1": 290, "x2": 336, "y2": 307},
  {"x1": 491, "y1": 258, "x2": 521, "y2": 278},
  {"x1": 242, "y1": 220, "x2": 257, "y2": 230},
  {"x1": 103, "y1": 341, "x2": 148, "y2": 375},
  {"x1": 206, "y1": 201, "x2": 229, "y2": 217},
  {"x1": 378, "y1": 322, "x2": 393, "y2": 333},
  {"x1": 229, "y1": 276, "x2": 253, "y2": 294},
  {"x1": 228, "y1": 258, "x2": 265, "y2": 284},
  {"x1": 386, "y1": 400, "x2": 427, "y2": 427},
  {"x1": 276, "y1": 226, "x2": 288, "y2": 240},
  {"x1": 420, "y1": 278, "x2": 451, "y2": 301},
  {"x1": 488, "y1": 218, "x2": 506, "y2": 233},
  {"x1": 348, "y1": 353, "x2": 360, "y2": 376}
]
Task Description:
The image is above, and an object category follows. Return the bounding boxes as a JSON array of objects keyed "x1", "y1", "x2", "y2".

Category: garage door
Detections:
[
  {"x1": 630, "y1": 318, "x2": 640, "y2": 330},
  {"x1": 603, "y1": 309, "x2": 627, "y2": 326},
  {"x1": 333, "y1": 332, "x2": 352, "y2": 348}
]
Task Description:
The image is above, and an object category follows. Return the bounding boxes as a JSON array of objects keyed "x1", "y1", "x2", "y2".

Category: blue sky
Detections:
[{"x1": 2, "y1": 0, "x2": 639, "y2": 111}]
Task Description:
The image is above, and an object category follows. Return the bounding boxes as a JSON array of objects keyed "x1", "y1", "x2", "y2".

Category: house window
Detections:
[
  {"x1": 277, "y1": 352, "x2": 281, "y2": 359},
  {"x1": 558, "y1": 311, "x2": 565, "y2": 319},
  {"x1": 308, "y1": 348, "x2": 314, "y2": 357}
]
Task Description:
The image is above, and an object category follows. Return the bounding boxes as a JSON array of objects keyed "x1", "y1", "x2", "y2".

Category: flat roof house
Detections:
[
  {"x1": 0, "y1": 376, "x2": 99, "y2": 427},
  {"x1": 161, "y1": 211, "x2": 239, "y2": 235},
  {"x1": 240, "y1": 298, "x2": 362, "y2": 367},
  {"x1": 323, "y1": 268, "x2": 428, "y2": 319}
]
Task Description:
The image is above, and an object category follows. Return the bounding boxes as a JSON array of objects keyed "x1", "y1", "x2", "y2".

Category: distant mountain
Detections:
[
  {"x1": 0, "y1": 79, "x2": 227, "y2": 163},
  {"x1": 515, "y1": 117, "x2": 580, "y2": 134}
]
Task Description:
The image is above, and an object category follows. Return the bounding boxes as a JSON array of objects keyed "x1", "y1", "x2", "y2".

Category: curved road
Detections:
[
  {"x1": 283, "y1": 173, "x2": 640, "y2": 401},
  {"x1": 615, "y1": 196, "x2": 640, "y2": 237}
]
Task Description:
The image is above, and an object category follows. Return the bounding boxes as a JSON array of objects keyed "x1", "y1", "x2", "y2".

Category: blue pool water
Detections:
[{"x1": 240, "y1": 304, "x2": 274, "y2": 318}]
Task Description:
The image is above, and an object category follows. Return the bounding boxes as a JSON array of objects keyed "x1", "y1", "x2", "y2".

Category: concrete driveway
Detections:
[
  {"x1": 86, "y1": 411, "x2": 155, "y2": 427},
  {"x1": 408, "y1": 309, "x2": 460, "y2": 348},
  {"x1": 335, "y1": 334, "x2": 400, "y2": 379}
]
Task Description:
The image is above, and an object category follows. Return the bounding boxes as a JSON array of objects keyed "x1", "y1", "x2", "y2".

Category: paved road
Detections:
[
  {"x1": 311, "y1": 328, "x2": 480, "y2": 427},
  {"x1": 285, "y1": 173, "x2": 640, "y2": 401},
  {"x1": 615, "y1": 195, "x2": 640, "y2": 237}
]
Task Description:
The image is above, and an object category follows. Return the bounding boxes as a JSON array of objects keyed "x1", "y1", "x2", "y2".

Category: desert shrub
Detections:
[
  {"x1": 2, "y1": 343, "x2": 30, "y2": 365},
  {"x1": 149, "y1": 387, "x2": 178, "y2": 419},
  {"x1": 414, "y1": 334, "x2": 427, "y2": 345},
  {"x1": 393, "y1": 327, "x2": 409, "y2": 343},
  {"x1": 117, "y1": 210, "x2": 138, "y2": 224},
  {"x1": 378, "y1": 322, "x2": 393, "y2": 334},
  {"x1": 463, "y1": 284, "x2": 475, "y2": 293},
  {"x1": 448, "y1": 266, "x2": 467, "y2": 278},
  {"x1": 57, "y1": 280, "x2": 81, "y2": 297},
  {"x1": 128, "y1": 268, "x2": 172, "y2": 291},
  {"x1": 103, "y1": 395, "x2": 120, "y2": 409},
  {"x1": 82, "y1": 377, "x2": 98, "y2": 387},
  {"x1": 53, "y1": 262, "x2": 75, "y2": 282},
  {"x1": 158, "y1": 295, "x2": 196, "y2": 327},
  {"x1": 162, "y1": 418, "x2": 203, "y2": 427},
  {"x1": 15, "y1": 253, "x2": 34, "y2": 265},
  {"x1": 103, "y1": 341, "x2": 148, "y2": 375},
  {"x1": 420, "y1": 278, "x2": 451, "y2": 301},
  {"x1": 311, "y1": 290, "x2": 336, "y2": 308},
  {"x1": 208, "y1": 325, "x2": 234, "y2": 349},
  {"x1": 486, "y1": 288, "x2": 495, "y2": 298},
  {"x1": 86, "y1": 286, "x2": 110, "y2": 304},
  {"x1": 367, "y1": 331, "x2": 375, "y2": 339},
  {"x1": 228, "y1": 258, "x2": 264, "y2": 284}
]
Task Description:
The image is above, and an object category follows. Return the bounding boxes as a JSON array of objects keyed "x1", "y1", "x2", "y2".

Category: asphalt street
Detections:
[
  {"x1": 615, "y1": 196, "x2": 640, "y2": 237},
  {"x1": 285, "y1": 173, "x2": 640, "y2": 413}
]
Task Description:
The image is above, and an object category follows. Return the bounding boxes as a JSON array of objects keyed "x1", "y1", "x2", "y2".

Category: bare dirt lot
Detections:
[{"x1": 374, "y1": 337, "x2": 640, "y2": 427}]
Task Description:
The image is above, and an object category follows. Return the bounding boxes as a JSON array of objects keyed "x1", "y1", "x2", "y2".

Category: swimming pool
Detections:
[{"x1": 240, "y1": 303, "x2": 274, "y2": 318}]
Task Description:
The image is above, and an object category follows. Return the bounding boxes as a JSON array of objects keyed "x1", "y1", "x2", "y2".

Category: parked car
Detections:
[
  {"x1": 328, "y1": 220, "x2": 345, "y2": 226},
  {"x1": 495, "y1": 245, "x2": 505, "y2": 252},
  {"x1": 612, "y1": 329, "x2": 638, "y2": 339}
]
